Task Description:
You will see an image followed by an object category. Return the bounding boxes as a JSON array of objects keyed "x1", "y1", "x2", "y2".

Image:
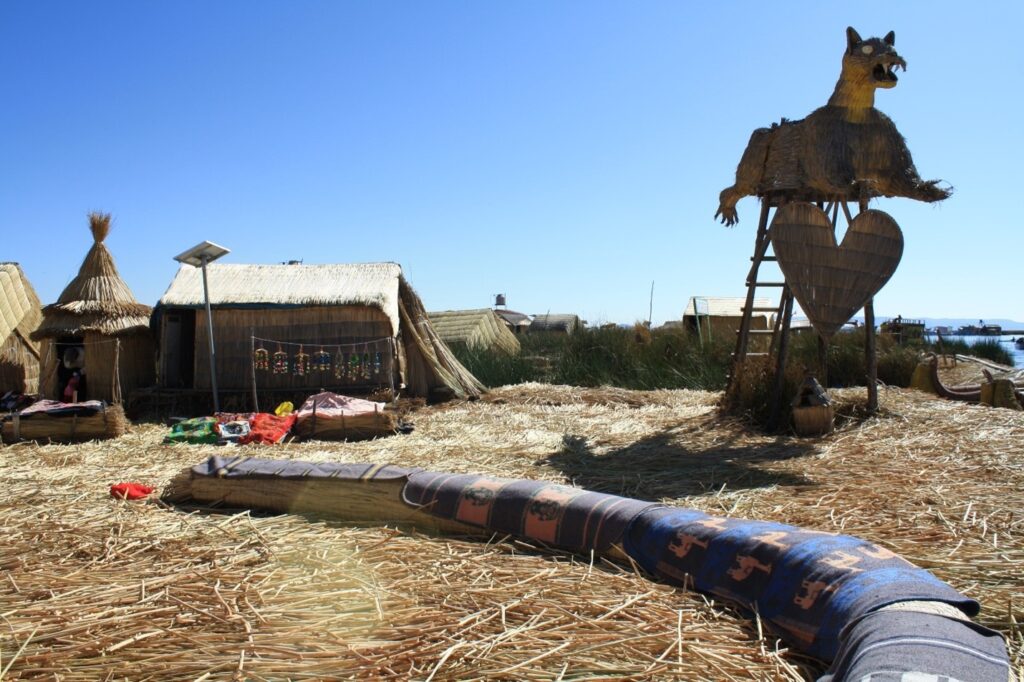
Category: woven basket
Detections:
[{"x1": 792, "y1": 404, "x2": 834, "y2": 437}]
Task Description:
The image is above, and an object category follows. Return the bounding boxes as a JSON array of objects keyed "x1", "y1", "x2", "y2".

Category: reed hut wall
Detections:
[
  {"x1": 699, "y1": 315, "x2": 770, "y2": 340},
  {"x1": 0, "y1": 332, "x2": 40, "y2": 394},
  {"x1": 32, "y1": 337, "x2": 154, "y2": 403},
  {"x1": 35, "y1": 332, "x2": 156, "y2": 403},
  {"x1": 187, "y1": 306, "x2": 395, "y2": 392}
]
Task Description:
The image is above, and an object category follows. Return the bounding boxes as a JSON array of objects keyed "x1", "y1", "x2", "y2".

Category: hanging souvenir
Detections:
[
  {"x1": 334, "y1": 350, "x2": 347, "y2": 380},
  {"x1": 361, "y1": 351, "x2": 372, "y2": 380},
  {"x1": 272, "y1": 344, "x2": 289, "y2": 374},
  {"x1": 349, "y1": 352, "x2": 361, "y2": 381},
  {"x1": 294, "y1": 345, "x2": 310, "y2": 376},
  {"x1": 373, "y1": 351, "x2": 383, "y2": 376},
  {"x1": 254, "y1": 345, "x2": 269, "y2": 371},
  {"x1": 314, "y1": 347, "x2": 331, "y2": 372}
]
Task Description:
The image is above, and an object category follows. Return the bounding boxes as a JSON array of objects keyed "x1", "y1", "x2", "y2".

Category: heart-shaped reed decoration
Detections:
[{"x1": 770, "y1": 203, "x2": 903, "y2": 340}]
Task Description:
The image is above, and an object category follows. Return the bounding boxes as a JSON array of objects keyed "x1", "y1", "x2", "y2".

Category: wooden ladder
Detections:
[{"x1": 728, "y1": 200, "x2": 795, "y2": 428}]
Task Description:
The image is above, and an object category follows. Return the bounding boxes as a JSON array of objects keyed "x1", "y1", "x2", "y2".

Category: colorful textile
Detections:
[
  {"x1": 163, "y1": 417, "x2": 219, "y2": 445},
  {"x1": 403, "y1": 471, "x2": 657, "y2": 553},
  {"x1": 216, "y1": 420, "x2": 251, "y2": 444},
  {"x1": 295, "y1": 392, "x2": 384, "y2": 419},
  {"x1": 238, "y1": 413, "x2": 296, "y2": 445},
  {"x1": 18, "y1": 399, "x2": 105, "y2": 418},
  {"x1": 110, "y1": 482, "x2": 154, "y2": 500},
  {"x1": 623, "y1": 507, "x2": 979, "y2": 661},
  {"x1": 274, "y1": 401, "x2": 294, "y2": 416},
  {"x1": 192, "y1": 455, "x2": 414, "y2": 481}
]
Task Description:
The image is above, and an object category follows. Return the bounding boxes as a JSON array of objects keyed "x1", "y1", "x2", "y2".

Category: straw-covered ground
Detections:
[{"x1": 1, "y1": 378, "x2": 1022, "y2": 680}]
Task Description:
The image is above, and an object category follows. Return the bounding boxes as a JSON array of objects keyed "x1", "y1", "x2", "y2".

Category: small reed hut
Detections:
[
  {"x1": 428, "y1": 309, "x2": 521, "y2": 356},
  {"x1": 528, "y1": 314, "x2": 580, "y2": 335},
  {"x1": 154, "y1": 262, "x2": 483, "y2": 401},
  {"x1": 684, "y1": 296, "x2": 774, "y2": 342},
  {"x1": 0, "y1": 263, "x2": 43, "y2": 394},
  {"x1": 494, "y1": 309, "x2": 532, "y2": 335},
  {"x1": 32, "y1": 214, "x2": 155, "y2": 403}
]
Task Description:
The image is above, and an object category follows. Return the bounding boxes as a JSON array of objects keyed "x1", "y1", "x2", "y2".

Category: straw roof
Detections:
[
  {"x1": 684, "y1": 296, "x2": 775, "y2": 319},
  {"x1": 428, "y1": 308, "x2": 521, "y2": 355},
  {"x1": 33, "y1": 213, "x2": 152, "y2": 339},
  {"x1": 529, "y1": 313, "x2": 580, "y2": 333},
  {"x1": 0, "y1": 263, "x2": 42, "y2": 353},
  {"x1": 0, "y1": 263, "x2": 43, "y2": 392},
  {"x1": 159, "y1": 262, "x2": 402, "y2": 334}
]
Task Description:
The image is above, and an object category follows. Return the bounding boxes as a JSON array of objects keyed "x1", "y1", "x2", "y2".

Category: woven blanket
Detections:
[
  {"x1": 192, "y1": 456, "x2": 415, "y2": 482},
  {"x1": 295, "y1": 392, "x2": 385, "y2": 419},
  {"x1": 403, "y1": 471, "x2": 657, "y2": 553},
  {"x1": 238, "y1": 413, "x2": 296, "y2": 445},
  {"x1": 623, "y1": 507, "x2": 979, "y2": 661},
  {"x1": 17, "y1": 399, "x2": 106, "y2": 418},
  {"x1": 164, "y1": 417, "x2": 219, "y2": 445}
]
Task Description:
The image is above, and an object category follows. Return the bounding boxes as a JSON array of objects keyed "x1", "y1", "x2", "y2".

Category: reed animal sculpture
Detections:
[{"x1": 716, "y1": 27, "x2": 950, "y2": 225}]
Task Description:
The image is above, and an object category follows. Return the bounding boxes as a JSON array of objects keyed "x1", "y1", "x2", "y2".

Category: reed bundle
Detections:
[
  {"x1": 292, "y1": 408, "x2": 398, "y2": 441},
  {"x1": 1, "y1": 403, "x2": 127, "y2": 444},
  {"x1": 0, "y1": 381, "x2": 1020, "y2": 679}
]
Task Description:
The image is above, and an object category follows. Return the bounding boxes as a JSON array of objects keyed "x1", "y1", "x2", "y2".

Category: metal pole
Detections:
[
  {"x1": 201, "y1": 256, "x2": 220, "y2": 413},
  {"x1": 250, "y1": 328, "x2": 259, "y2": 413}
]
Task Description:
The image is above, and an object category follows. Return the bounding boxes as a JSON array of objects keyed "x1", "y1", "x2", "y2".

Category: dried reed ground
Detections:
[{"x1": 1, "y1": 381, "x2": 1021, "y2": 680}]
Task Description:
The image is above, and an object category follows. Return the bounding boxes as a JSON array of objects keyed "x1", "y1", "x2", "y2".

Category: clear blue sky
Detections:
[{"x1": 3, "y1": 1, "x2": 1022, "y2": 325}]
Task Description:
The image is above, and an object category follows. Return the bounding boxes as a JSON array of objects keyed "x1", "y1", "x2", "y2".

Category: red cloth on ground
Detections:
[
  {"x1": 110, "y1": 482, "x2": 154, "y2": 500},
  {"x1": 238, "y1": 413, "x2": 296, "y2": 445}
]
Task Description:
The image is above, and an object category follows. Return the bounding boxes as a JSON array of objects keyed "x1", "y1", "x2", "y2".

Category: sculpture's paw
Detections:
[
  {"x1": 715, "y1": 205, "x2": 739, "y2": 227},
  {"x1": 919, "y1": 179, "x2": 952, "y2": 202}
]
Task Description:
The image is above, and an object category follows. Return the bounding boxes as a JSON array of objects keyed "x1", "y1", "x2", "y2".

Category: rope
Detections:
[{"x1": 250, "y1": 335, "x2": 393, "y2": 349}]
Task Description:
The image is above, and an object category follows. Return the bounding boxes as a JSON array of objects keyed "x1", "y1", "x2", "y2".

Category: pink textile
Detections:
[{"x1": 295, "y1": 392, "x2": 384, "y2": 419}]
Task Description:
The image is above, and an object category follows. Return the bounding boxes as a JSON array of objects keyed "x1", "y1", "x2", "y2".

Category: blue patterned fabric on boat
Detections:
[{"x1": 622, "y1": 507, "x2": 980, "y2": 660}]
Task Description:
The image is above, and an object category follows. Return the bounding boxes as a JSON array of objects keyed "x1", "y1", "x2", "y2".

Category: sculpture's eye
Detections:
[{"x1": 861, "y1": 45, "x2": 874, "y2": 55}]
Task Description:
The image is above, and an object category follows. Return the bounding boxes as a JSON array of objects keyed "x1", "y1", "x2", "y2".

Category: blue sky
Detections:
[{"x1": 3, "y1": 1, "x2": 1022, "y2": 325}]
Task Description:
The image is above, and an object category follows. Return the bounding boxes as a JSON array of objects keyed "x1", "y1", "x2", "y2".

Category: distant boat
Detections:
[{"x1": 1016, "y1": 338, "x2": 1024, "y2": 351}]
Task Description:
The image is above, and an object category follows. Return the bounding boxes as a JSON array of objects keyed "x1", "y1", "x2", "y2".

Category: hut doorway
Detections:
[
  {"x1": 54, "y1": 336, "x2": 87, "y2": 401},
  {"x1": 160, "y1": 309, "x2": 196, "y2": 388}
]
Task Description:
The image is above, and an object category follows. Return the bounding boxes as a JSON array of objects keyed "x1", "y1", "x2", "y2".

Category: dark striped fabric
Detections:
[
  {"x1": 191, "y1": 456, "x2": 416, "y2": 482},
  {"x1": 403, "y1": 471, "x2": 658, "y2": 552},
  {"x1": 624, "y1": 507, "x2": 981, "y2": 661},
  {"x1": 819, "y1": 608, "x2": 1009, "y2": 681}
]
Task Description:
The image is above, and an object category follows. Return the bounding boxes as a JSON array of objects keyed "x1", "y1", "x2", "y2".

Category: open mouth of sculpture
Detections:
[{"x1": 872, "y1": 59, "x2": 905, "y2": 84}]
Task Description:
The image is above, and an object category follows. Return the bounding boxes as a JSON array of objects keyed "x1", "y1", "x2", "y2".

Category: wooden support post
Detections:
[
  {"x1": 250, "y1": 328, "x2": 259, "y2": 413},
  {"x1": 818, "y1": 334, "x2": 829, "y2": 387},
  {"x1": 767, "y1": 288, "x2": 794, "y2": 430},
  {"x1": 865, "y1": 299, "x2": 878, "y2": 413},
  {"x1": 857, "y1": 194, "x2": 878, "y2": 413}
]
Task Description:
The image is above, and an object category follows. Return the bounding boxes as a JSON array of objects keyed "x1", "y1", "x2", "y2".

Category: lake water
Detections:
[{"x1": 923, "y1": 334, "x2": 1023, "y2": 368}]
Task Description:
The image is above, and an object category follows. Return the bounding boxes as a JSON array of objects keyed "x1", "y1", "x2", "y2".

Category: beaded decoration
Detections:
[
  {"x1": 293, "y1": 345, "x2": 310, "y2": 377},
  {"x1": 254, "y1": 345, "x2": 269, "y2": 371},
  {"x1": 314, "y1": 348, "x2": 331, "y2": 372},
  {"x1": 272, "y1": 344, "x2": 289, "y2": 374}
]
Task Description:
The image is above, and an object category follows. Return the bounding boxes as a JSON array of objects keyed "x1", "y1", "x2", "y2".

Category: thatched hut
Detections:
[
  {"x1": 494, "y1": 309, "x2": 532, "y2": 335},
  {"x1": 154, "y1": 262, "x2": 483, "y2": 401},
  {"x1": 32, "y1": 214, "x2": 155, "y2": 403},
  {"x1": 428, "y1": 309, "x2": 521, "y2": 356},
  {"x1": 529, "y1": 314, "x2": 580, "y2": 335},
  {"x1": 0, "y1": 263, "x2": 43, "y2": 394},
  {"x1": 683, "y1": 296, "x2": 774, "y2": 342}
]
